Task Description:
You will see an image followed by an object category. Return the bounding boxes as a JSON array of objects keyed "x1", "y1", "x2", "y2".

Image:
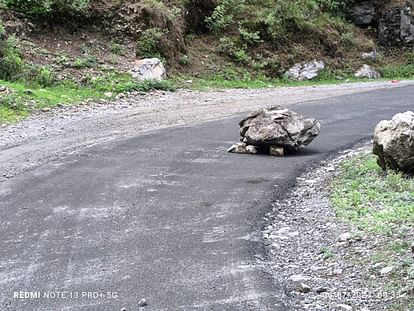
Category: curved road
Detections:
[{"x1": 1, "y1": 86, "x2": 413, "y2": 311}]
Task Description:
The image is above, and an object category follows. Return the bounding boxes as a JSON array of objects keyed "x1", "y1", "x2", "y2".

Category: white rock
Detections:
[
  {"x1": 361, "y1": 51, "x2": 378, "y2": 61},
  {"x1": 373, "y1": 111, "x2": 414, "y2": 174},
  {"x1": 339, "y1": 232, "x2": 352, "y2": 242},
  {"x1": 298, "y1": 283, "x2": 312, "y2": 293},
  {"x1": 337, "y1": 304, "x2": 353, "y2": 311},
  {"x1": 380, "y1": 266, "x2": 393, "y2": 275},
  {"x1": 246, "y1": 145, "x2": 258, "y2": 154},
  {"x1": 289, "y1": 274, "x2": 309, "y2": 282},
  {"x1": 130, "y1": 58, "x2": 166, "y2": 81},
  {"x1": 285, "y1": 60, "x2": 325, "y2": 81},
  {"x1": 354, "y1": 64, "x2": 381, "y2": 79}
]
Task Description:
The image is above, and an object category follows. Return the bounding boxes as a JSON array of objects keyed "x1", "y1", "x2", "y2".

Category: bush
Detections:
[
  {"x1": 0, "y1": 36, "x2": 24, "y2": 81},
  {"x1": 136, "y1": 28, "x2": 165, "y2": 58},
  {"x1": 4, "y1": 0, "x2": 90, "y2": 16}
]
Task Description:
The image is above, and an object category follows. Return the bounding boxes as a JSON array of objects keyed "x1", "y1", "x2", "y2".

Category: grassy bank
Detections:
[
  {"x1": 331, "y1": 153, "x2": 414, "y2": 310},
  {"x1": 0, "y1": 76, "x2": 175, "y2": 123}
]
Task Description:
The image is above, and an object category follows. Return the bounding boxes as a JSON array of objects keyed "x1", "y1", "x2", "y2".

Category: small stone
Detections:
[
  {"x1": 411, "y1": 242, "x2": 414, "y2": 253},
  {"x1": 41, "y1": 107, "x2": 51, "y2": 112},
  {"x1": 227, "y1": 142, "x2": 248, "y2": 154},
  {"x1": 138, "y1": 298, "x2": 147, "y2": 307},
  {"x1": 0, "y1": 85, "x2": 7, "y2": 92},
  {"x1": 289, "y1": 274, "x2": 309, "y2": 282},
  {"x1": 333, "y1": 268, "x2": 343, "y2": 276},
  {"x1": 337, "y1": 304, "x2": 352, "y2": 311},
  {"x1": 120, "y1": 308, "x2": 127, "y2": 311},
  {"x1": 315, "y1": 287, "x2": 328, "y2": 294},
  {"x1": 339, "y1": 232, "x2": 352, "y2": 242},
  {"x1": 269, "y1": 146, "x2": 284, "y2": 157},
  {"x1": 380, "y1": 266, "x2": 393, "y2": 275},
  {"x1": 116, "y1": 93, "x2": 125, "y2": 99},
  {"x1": 246, "y1": 145, "x2": 258, "y2": 154},
  {"x1": 298, "y1": 283, "x2": 311, "y2": 293},
  {"x1": 104, "y1": 92, "x2": 113, "y2": 98},
  {"x1": 24, "y1": 89, "x2": 34, "y2": 95}
]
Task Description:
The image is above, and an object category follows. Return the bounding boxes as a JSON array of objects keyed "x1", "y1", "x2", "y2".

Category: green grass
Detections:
[
  {"x1": 331, "y1": 153, "x2": 414, "y2": 309},
  {"x1": 0, "y1": 74, "x2": 177, "y2": 123},
  {"x1": 331, "y1": 154, "x2": 414, "y2": 234},
  {"x1": 174, "y1": 70, "x2": 409, "y2": 90}
]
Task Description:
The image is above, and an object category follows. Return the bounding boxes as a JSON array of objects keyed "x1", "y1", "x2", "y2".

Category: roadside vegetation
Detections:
[
  {"x1": 331, "y1": 153, "x2": 414, "y2": 310},
  {"x1": 1, "y1": 0, "x2": 414, "y2": 123}
]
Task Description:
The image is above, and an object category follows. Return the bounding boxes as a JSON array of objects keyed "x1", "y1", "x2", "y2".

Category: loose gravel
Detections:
[{"x1": 264, "y1": 145, "x2": 413, "y2": 311}]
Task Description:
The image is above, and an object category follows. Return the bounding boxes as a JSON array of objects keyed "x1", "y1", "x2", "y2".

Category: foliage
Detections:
[
  {"x1": 88, "y1": 73, "x2": 176, "y2": 93},
  {"x1": 72, "y1": 55, "x2": 97, "y2": 69},
  {"x1": 178, "y1": 55, "x2": 190, "y2": 66},
  {"x1": 205, "y1": 0, "x2": 245, "y2": 33},
  {"x1": 136, "y1": 28, "x2": 165, "y2": 59},
  {"x1": 331, "y1": 154, "x2": 414, "y2": 233},
  {"x1": 204, "y1": 0, "x2": 357, "y2": 75},
  {"x1": 0, "y1": 36, "x2": 24, "y2": 81},
  {"x1": 381, "y1": 64, "x2": 414, "y2": 79},
  {"x1": 3, "y1": 0, "x2": 90, "y2": 16}
]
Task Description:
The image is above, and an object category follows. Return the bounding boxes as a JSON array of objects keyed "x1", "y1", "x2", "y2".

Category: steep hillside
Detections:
[{"x1": 1, "y1": 0, "x2": 414, "y2": 122}]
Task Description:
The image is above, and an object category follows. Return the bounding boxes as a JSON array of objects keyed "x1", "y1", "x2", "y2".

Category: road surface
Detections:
[{"x1": 1, "y1": 85, "x2": 413, "y2": 311}]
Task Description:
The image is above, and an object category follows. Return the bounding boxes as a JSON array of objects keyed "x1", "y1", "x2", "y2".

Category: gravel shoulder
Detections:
[
  {"x1": 264, "y1": 145, "x2": 413, "y2": 311},
  {"x1": 1, "y1": 81, "x2": 414, "y2": 180}
]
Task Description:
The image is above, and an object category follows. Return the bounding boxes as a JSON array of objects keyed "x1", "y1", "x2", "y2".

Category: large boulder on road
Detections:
[
  {"x1": 373, "y1": 111, "x2": 414, "y2": 174},
  {"x1": 239, "y1": 106, "x2": 321, "y2": 151}
]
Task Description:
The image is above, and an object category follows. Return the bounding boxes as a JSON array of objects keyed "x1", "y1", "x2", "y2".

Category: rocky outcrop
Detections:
[
  {"x1": 284, "y1": 60, "x2": 325, "y2": 81},
  {"x1": 379, "y1": 6, "x2": 414, "y2": 46},
  {"x1": 373, "y1": 111, "x2": 414, "y2": 174},
  {"x1": 230, "y1": 106, "x2": 320, "y2": 156},
  {"x1": 346, "y1": 1, "x2": 414, "y2": 46},
  {"x1": 129, "y1": 58, "x2": 166, "y2": 81},
  {"x1": 354, "y1": 64, "x2": 381, "y2": 79}
]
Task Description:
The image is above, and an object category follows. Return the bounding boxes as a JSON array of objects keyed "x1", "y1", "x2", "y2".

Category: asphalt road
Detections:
[{"x1": 1, "y1": 86, "x2": 414, "y2": 311}]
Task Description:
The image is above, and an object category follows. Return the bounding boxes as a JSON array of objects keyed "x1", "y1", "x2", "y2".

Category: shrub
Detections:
[
  {"x1": 0, "y1": 36, "x2": 24, "y2": 81},
  {"x1": 4, "y1": 0, "x2": 90, "y2": 17},
  {"x1": 136, "y1": 28, "x2": 165, "y2": 58}
]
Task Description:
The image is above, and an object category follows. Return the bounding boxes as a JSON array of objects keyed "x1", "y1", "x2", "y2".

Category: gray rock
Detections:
[
  {"x1": 246, "y1": 145, "x2": 258, "y2": 154},
  {"x1": 284, "y1": 60, "x2": 325, "y2": 81},
  {"x1": 239, "y1": 106, "x2": 320, "y2": 151},
  {"x1": 348, "y1": 2, "x2": 375, "y2": 26},
  {"x1": 373, "y1": 111, "x2": 414, "y2": 174},
  {"x1": 298, "y1": 283, "x2": 312, "y2": 293},
  {"x1": 129, "y1": 58, "x2": 166, "y2": 81},
  {"x1": 227, "y1": 142, "x2": 257, "y2": 154},
  {"x1": 354, "y1": 64, "x2": 381, "y2": 79},
  {"x1": 339, "y1": 232, "x2": 352, "y2": 242},
  {"x1": 361, "y1": 50, "x2": 379, "y2": 61},
  {"x1": 289, "y1": 274, "x2": 309, "y2": 282},
  {"x1": 379, "y1": 6, "x2": 414, "y2": 46},
  {"x1": 380, "y1": 266, "x2": 394, "y2": 275}
]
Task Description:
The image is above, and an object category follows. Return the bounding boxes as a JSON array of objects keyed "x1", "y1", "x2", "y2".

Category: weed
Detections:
[
  {"x1": 110, "y1": 42, "x2": 124, "y2": 56},
  {"x1": 72, "y1": 55, "x2": 97, "y2": 69}
]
